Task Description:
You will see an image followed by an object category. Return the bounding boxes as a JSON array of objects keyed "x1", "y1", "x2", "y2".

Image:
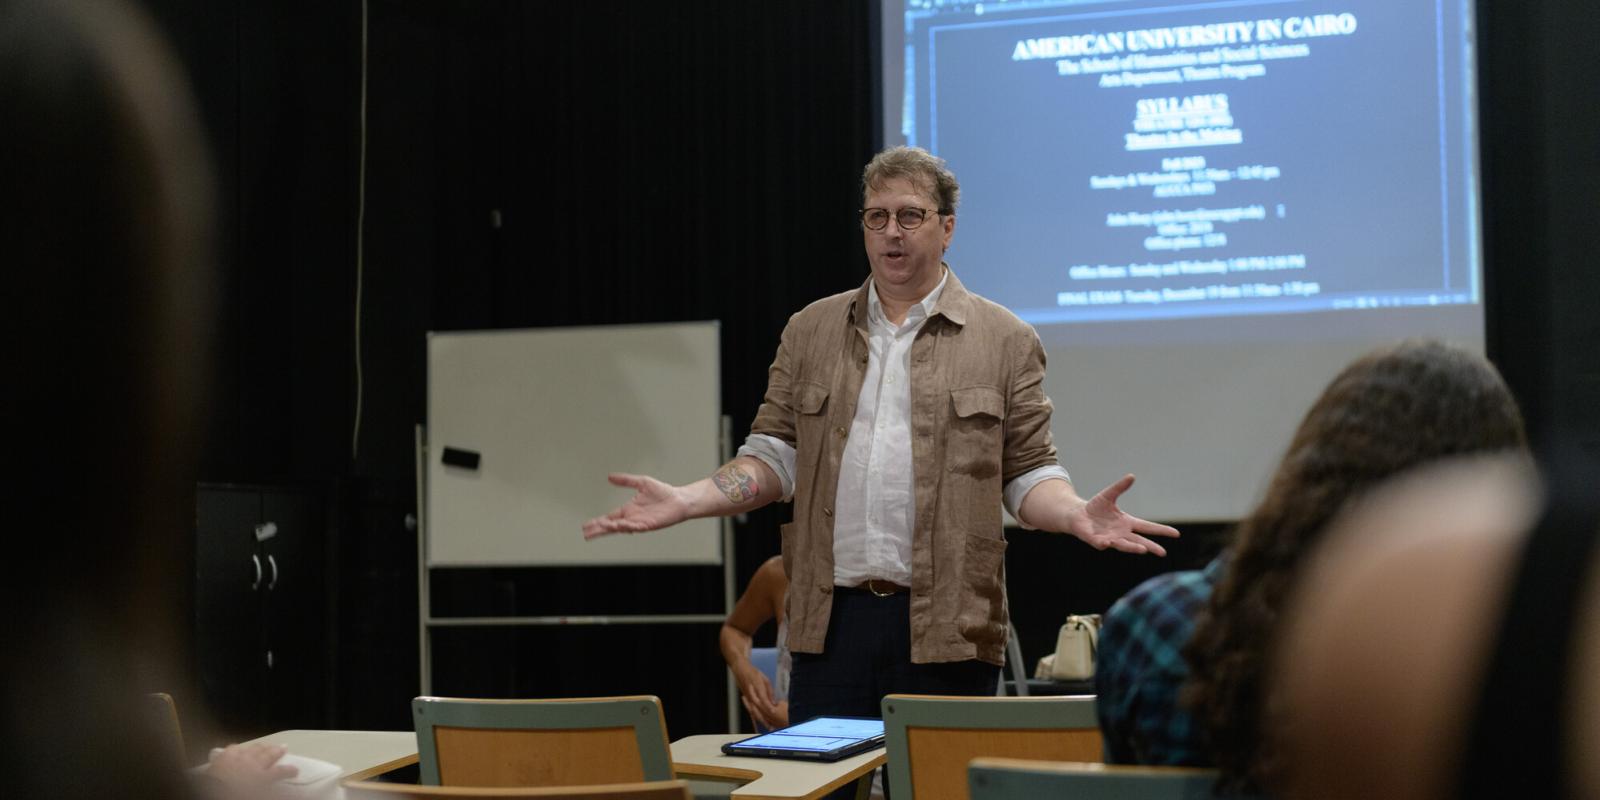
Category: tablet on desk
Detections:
[{"x1": 720, "y1": 716, "x2": 885, "y2": 762}]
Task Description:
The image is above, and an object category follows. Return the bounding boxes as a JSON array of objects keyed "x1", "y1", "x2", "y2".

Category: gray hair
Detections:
[{"x1": 861, "y1": 146, "x2": 960, "y2": 214}]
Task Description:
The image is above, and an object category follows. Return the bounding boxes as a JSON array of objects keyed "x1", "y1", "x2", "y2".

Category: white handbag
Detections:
[{"x1": 1048, "y1": 613, "x2": 1102, "y2": 681}]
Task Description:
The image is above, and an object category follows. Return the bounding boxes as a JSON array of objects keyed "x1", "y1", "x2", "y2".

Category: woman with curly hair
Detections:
[{"x1": 1180, "y1": 339, "x2": 1528, "y2": 796}]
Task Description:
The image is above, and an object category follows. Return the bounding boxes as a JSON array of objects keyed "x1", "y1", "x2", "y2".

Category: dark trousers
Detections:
[{"x1": 788, "y1": 587, "x2": 1000, "y2": 800}]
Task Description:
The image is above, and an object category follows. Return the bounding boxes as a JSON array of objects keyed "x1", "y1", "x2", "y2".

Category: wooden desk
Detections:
[
  {"x1": 671, "y1": 734, "x2": 884, "y2": 800},
  {"x1": 241, "y1": 729, "x2": 419, "y2": 782}
]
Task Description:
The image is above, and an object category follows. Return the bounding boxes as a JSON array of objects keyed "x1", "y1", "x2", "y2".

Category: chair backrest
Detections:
[
  {"x1": 1003, "y1": 621, "x2": 1029, "y2": 696},
  {"x1": 749, "y1": 647, "x2": 780, "y2": 689},
  {"x1": 143, "y1": 692, "x2": 186, "y2": 768},
  {"x1": 967, "y1": 758, "x2": 1224, "y2": 800},
  {"x1": 882, "y1": 694, "x2": 1102, "y2": 800},
  {"x1": 412, "y1": 696, "x2": 674, "y2": 787},
  {"x1": 344, "y1": 779, "x2": 693, "y2": 800}
]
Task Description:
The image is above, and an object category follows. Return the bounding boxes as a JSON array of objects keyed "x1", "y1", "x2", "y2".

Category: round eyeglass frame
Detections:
[{"x1": 858, "y1": 207, "x2": 944, "y2": 231}]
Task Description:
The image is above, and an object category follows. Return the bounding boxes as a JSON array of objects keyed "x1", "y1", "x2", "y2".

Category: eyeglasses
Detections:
[{"x1": 859, "y1": 207, "x2": 943, "y2": 231}]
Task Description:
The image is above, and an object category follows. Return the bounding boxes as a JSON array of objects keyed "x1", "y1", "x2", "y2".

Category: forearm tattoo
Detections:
[{"x1": 712, "y1": 463, "x2": 761, "y2": 504}]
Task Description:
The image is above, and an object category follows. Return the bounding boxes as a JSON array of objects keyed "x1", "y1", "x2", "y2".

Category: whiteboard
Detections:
[{"x1": 425, "y1": 322, "x2": 723, "y2": 567}]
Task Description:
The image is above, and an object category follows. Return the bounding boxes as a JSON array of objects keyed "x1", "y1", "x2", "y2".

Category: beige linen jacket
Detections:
[{"x1": 751, "y1": 269, "x2": 1060, "y2": 666}]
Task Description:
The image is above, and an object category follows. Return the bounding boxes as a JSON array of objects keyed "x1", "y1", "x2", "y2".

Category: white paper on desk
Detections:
[
  {"x1": 275, "y1": 753, "x2": 342, "y2": 786},
  {"x1": 191, "y1": 753, "x2": 343, "y2": 794}
]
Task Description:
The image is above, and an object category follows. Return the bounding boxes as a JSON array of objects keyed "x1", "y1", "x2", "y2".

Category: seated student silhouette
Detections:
[
  {"x1": 722, "y1": 556, "x2": 790, "y2": 731},
  {"x1": 723, "y1": 556, "x2": 888, "y2": 799}
]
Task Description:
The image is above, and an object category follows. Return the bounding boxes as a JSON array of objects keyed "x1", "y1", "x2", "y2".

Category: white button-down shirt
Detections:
[{"x1": 739, "y1": 272, "x2": 1070, "y2": 586}]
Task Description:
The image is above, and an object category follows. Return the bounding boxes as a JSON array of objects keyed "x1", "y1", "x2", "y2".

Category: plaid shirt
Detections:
[{"x1": 1095, "y1": 556, "x2": 1227, "y2": 766}]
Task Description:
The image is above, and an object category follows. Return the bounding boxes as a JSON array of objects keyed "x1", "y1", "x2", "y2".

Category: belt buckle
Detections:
[{"x1": 867, "y1": 578, "x2": 895, "y2": 597}]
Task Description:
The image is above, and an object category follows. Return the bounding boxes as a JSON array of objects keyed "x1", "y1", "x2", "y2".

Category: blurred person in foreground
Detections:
[
  {"x1": 1, "y1": 0, "x2": 294, "y2": 797},
  {"x1": 1097, "y1": 340, "x2": 1526, "y2": 792},
  {"x1": 1274, "y1": 447, "x2": 1599, "y2": 800}
]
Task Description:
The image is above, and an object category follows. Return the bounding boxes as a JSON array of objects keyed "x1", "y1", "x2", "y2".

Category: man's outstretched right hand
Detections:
[{"x1": 581, "y1": 473, "x2": 691, "y2": 539}]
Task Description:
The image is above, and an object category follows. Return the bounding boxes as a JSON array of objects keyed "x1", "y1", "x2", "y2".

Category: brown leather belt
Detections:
[{"x1": 844, "y1": 578, "x2": 909, "y2": 597}]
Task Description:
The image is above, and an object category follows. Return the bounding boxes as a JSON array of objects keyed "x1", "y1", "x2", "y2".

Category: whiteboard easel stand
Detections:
[{"x1": 415, "y1": 421, "x2": 740, "y2": 732}]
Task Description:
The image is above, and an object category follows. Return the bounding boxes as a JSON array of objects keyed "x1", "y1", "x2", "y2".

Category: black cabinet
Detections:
[{"x1": 195, "y1": 484, "x2": 329, "y2": 738}]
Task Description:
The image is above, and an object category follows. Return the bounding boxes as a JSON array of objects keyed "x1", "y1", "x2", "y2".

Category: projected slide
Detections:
[{"x1": 896, "y1": 0, "x2": 1479, "y2": 325}]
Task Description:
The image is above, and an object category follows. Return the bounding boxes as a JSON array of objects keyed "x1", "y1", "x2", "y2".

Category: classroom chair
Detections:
[
  {"x1": 881, "y1": 694, "x2": 1102, "y2": 800},
  {"x1": 1000, "y1": 622, "x2": 1029, "y2": 696},
  {"x1": 967, "y1": 758, "x2": 1226, "y2": 800},
  {"x1": 749, "y1": 647, "x2": 780, "y2": 691},
  {"x1": 412, "y1": 696, "x2": 674, "y2": 787},
  {"x1": 344, "y1": 779, "x2": 693, "y2": 800}
]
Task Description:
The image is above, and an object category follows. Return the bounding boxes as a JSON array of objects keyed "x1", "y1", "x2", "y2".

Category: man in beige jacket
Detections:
[{"x1": 586, "y1": 146, "x2": 1175, "y2": 727}]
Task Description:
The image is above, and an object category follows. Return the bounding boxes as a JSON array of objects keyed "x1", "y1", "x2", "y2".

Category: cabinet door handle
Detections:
[
  {"x1": 266, "y1": 554, "x2": 279, "y2": 591},
  {"x1": 251, "y1": 554, "x2": 262, "y2": 591}
]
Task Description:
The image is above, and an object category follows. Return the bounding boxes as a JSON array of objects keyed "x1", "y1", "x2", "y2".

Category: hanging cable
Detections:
[{"x1": 352, "y1": 0, "x2": 369, "y2": 461}]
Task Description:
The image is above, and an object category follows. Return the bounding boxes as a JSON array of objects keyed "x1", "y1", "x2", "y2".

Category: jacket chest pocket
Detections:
[
  {"x1": 948, "y1": 385, "x2": 1005, "y2": 480},
  {"x1": 792, "y1": 381, "x2": 831, "y2": 474}
]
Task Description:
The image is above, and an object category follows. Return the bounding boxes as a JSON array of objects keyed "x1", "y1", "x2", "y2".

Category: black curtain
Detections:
[{"x1": 349, "y1": 0, "x2": 883, "y2": 736}]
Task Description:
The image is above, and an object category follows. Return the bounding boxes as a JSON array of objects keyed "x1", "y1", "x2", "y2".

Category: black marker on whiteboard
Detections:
[{"x1": 441, "y1": 447, "x2": 481, "y2": 470}]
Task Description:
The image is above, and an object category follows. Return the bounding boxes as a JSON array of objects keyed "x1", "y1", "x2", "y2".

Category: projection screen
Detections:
[{"x1": 880, "y1": 0, "x2": 1485, "y2": 520}]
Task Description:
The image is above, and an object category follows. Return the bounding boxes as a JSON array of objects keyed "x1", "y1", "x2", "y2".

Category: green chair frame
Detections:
[
  {"x1": 968, "y1": 758, "x2": 1225, "y2": 800},
  {"x1": 881, "y1": 694, "x2": 1101, "y2": 800},
  {"x1": 412, "y1": 696, "x2": 674, "y2": 787}
]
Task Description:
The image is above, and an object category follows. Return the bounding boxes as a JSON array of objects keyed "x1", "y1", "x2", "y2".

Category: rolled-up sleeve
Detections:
[
  {"x1": 1004, "y1": 466, "x2": 1071, "y2": 530},
  {"x1": 737, "y1": 434, "x2": 796, "y2": 501}
]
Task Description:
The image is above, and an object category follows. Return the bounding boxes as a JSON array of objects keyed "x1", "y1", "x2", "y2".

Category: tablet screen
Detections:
[{"x1": 727, "y1": 716, "x2": 884, "y2": 754}]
